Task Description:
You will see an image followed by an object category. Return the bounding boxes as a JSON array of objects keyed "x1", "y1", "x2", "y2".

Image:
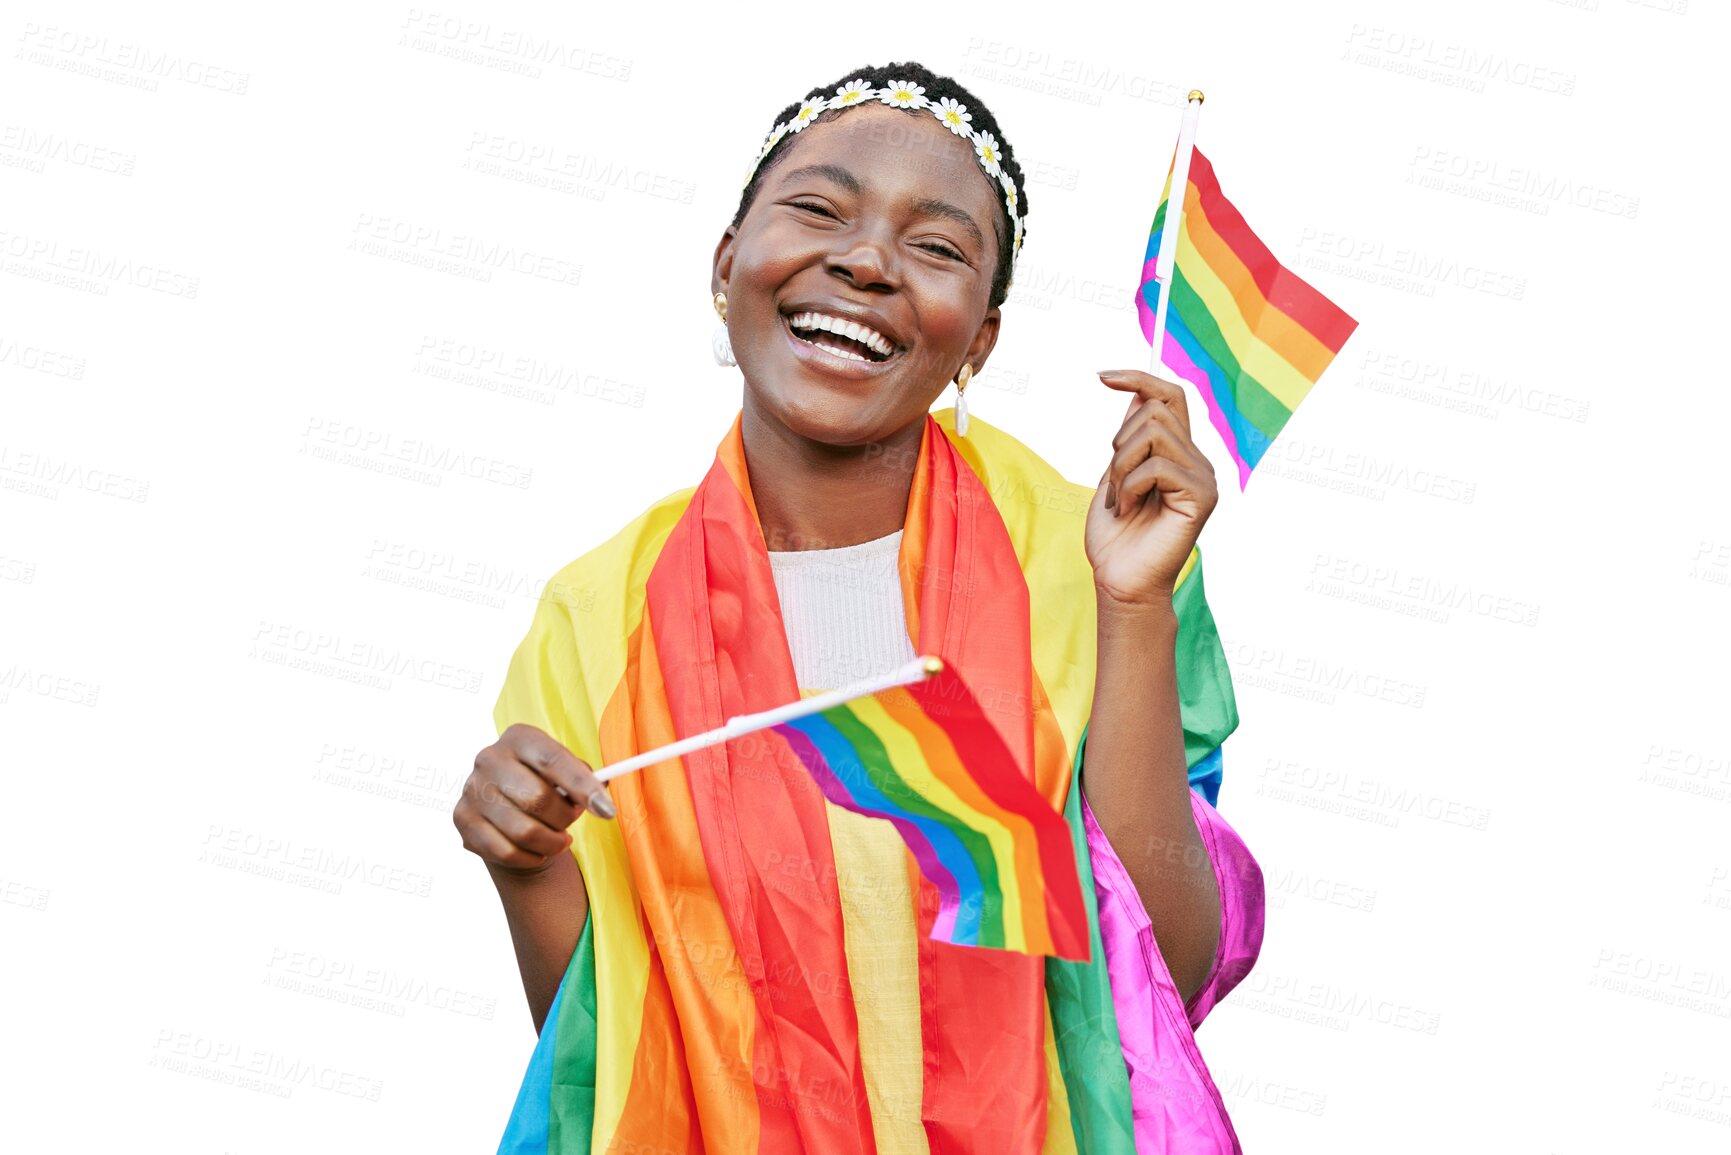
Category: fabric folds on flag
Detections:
[
  {"x1": 771, "y1": 661, "x2": 1091, "y2": 960},
  {"x1": 1137, "y1": 147, "x2": 1359, "y2": 488}
]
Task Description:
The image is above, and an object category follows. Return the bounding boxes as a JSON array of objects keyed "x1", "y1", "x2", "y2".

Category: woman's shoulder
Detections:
[
  {"x1": 536, "y1": 484, "x2": 698, "y2": 613},
  {"x1": 936, "y1": 408, "x2": 1094, "y2": 528}
]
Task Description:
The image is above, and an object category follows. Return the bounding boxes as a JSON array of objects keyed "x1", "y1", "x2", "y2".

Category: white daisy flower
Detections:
[
  {"x1": 879, "y1": 79, "x2": 927, "y2": 109},
  {"x1": 972, "y1": 130, "x2": 1002, "y2": 177},
  {"x1": 998, "y1": 169, "x2": 1019, "y2": 212},
  {"x1": 787, "y1": 96, "x2": 829, "y2": 133},
  {"x1": 832, "y1": 78, "x2": 874, "y2": 107},
  {"x1": 931, "y1": 97, "x2": 972, "y2": 137}
]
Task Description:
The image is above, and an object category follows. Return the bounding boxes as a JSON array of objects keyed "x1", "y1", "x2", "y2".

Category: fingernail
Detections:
[
  {"x1": 586, "y1": 789, "x2": 617, "y2": 820},
  {"x1": 1097, "y1": 370, "x2": 1123, "y2": 379}
]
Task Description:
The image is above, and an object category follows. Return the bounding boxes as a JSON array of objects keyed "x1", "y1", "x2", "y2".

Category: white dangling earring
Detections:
[
  {"x1": 712, "y1": 292, "x2": 737, "y2": 367},
  {"x1": 954, "y1": 362, "x2": 973, "y2": 436}
]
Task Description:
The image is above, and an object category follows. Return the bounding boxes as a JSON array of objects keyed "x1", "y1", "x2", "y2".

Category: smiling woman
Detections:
[
  {"x1": 456, "y1": 60, "x2": 1266, "y2": 1155},
  {"x1": 715, "y1": 67, "x2": 1021, "y2": 475}
]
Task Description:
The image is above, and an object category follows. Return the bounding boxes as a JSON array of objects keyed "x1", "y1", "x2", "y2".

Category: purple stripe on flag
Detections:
[
  {"x1": 775, "y1": 724, "x2": 964, "y2": 942},
  {"x1": 1162, "y1": 331, "x2": 1252, "y2": 488}
]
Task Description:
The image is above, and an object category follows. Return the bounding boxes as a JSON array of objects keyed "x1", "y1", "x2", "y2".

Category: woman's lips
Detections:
[{"x1": 780, "y1": 314, "x2": 904, "y2": 379}]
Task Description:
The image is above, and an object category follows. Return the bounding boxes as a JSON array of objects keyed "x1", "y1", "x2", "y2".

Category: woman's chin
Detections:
[{"x1": 753, "y1": 382, "x2": 905, "y2": 449}]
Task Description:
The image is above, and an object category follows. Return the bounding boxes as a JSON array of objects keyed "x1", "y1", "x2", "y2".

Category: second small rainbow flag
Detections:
[
  {"x1": 1138, "y1": 146, "x2": 1359, "y2": 489},
  {"x1": 771, "y1": 663, "x2": 1090, "y2": 961}
]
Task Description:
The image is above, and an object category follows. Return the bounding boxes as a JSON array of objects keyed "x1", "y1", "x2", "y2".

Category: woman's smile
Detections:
[{"x1": 779, "y1": 304, "x2": 907, "y2": 380}]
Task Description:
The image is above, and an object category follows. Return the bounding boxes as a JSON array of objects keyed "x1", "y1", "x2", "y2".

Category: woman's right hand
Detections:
[{"x1": 454, "y1": 723, "x2": 618, "y2": 874}]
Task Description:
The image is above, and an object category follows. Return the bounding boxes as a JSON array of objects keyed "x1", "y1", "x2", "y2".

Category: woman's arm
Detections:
[
  {"x1": 1083, "y1": 368, "x2": 1227, "y2": 1005},
  {"x1": 488, "y1": 853, "x2": 587, "y2": 1033},
  {"x1": 1080, "y1": 591, "x2": 1221, "y2": 1005},
  {"x1": 456, "y1": 723, "x2": 615, "y2": 1032}
]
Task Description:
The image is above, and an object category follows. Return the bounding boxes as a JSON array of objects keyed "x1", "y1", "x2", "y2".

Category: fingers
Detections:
[
  {"x1": 1098, "y1": 369, "x2": 1191, "y2": 428},
  {"x1": 1106, "y1": 417, "x2": 1208, "y2": 516},
  {"x1": 503, "y1": 723, "x2": 616, "y2": 819},
  {"x1": 1116, "y1": 455, "x2": 1215, "y2": 519},
  {"x1": 1099, "y1": 371, "x2": 1217, "y2": 516},
  {"x1": 459, "y1": 813, "x2": 563, "y2": 872},
  {"x1": 470, "y1": 759, "x2": 578, "y2": 856},
  {"x1": 491, "y1": 758, "x2": 580, "y2": 831},
  {"x1": 455, "y1": 725, "x2": 617, "y2": 874},
  {"x1": 1112, "y1": 392, "x2": 1184, "y2": 452},
  {"x1": 476, "y1": 786, "x2": 573, "y2": 858}
]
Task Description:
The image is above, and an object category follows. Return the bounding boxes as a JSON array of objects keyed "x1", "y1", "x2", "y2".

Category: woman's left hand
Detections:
[{"x1": 1085, "y1": 369, "x2": 1220, "y2": 607}]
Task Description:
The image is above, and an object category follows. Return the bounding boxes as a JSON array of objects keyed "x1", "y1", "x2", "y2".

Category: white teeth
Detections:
[{"x1": 788, "y1": 310, "x2": 895, "y2": 357}]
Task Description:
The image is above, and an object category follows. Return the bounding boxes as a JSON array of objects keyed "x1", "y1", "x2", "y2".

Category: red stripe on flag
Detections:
[{"x1": 1187, "y1": 148, "x2": 1358, "y2": 354}]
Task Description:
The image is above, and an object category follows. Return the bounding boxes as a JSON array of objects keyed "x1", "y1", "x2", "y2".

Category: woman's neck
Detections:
[{"x1": 741, "y1": 404, "x2": 925, "y2": 553}]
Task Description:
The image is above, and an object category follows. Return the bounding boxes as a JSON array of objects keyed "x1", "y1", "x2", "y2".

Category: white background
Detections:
[{"x1": 3, "y1": 1, "x2": 1727, "y2": 1151}]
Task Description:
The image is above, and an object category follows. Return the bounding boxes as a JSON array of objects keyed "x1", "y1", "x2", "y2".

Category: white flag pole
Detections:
[
  {"x1": 591, "y1": 655, "x2": 944, "y2": 783},
  {"x1": 1145, "y1": 90, "x2": 1205, "y2": 381}
]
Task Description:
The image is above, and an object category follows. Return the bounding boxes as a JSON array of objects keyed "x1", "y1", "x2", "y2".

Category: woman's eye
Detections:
[{"x1": 789, "y1": 201, "x2": 961, "y2": 261}]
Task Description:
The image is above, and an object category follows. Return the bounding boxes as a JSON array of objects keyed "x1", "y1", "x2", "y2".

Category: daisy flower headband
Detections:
[{"x1": 741, "y1": 76, "x2": 1024, "y2": 275}]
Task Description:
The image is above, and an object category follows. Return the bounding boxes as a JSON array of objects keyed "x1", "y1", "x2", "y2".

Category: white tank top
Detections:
[{"x1": 766, "y1": 528, "x2": 918, "y2": 691}]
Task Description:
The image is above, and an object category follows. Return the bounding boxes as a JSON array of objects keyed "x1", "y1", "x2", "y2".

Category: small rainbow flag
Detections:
[
  {"x1": 770, "y1": 661, "x2": 1090, "y2": 961},
  {"x1": 1137, "y1": 146, "x2": 1358, "y2": 489}
]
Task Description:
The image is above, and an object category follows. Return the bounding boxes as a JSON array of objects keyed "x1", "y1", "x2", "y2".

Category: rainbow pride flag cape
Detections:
[
  {"x1": 1136, "y1": 147, "x2": 1358, "y2": 488},
  {"x1": 491, "y1": 410, "x2": 1251, "y2": 1153},
  {"x1": 771, "y1": 662, "x2": 1090, "y2": 960}
]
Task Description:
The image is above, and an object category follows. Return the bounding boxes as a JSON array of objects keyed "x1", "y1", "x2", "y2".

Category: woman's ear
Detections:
[
  {"x1": 962, "y1": 306, "x2": 1002, "y2": 381},
  {"x1": 710, "y1": 226, "x2": 738, "y2": 298}
]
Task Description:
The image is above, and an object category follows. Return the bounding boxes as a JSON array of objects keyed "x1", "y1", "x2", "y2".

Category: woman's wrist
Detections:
[{"x1": 1094, "y1": 583, "x2": 1180, "y2": 637}]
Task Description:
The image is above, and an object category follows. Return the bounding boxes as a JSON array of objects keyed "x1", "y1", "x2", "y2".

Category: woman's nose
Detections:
[{"x1": 825, "y1": 232, "x2": 899, "y2": 292}]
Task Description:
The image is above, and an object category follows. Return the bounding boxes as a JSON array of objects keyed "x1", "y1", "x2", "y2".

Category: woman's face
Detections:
[{"x1": 712, "y1": 101, "x2": 1004, "y2": 448}]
